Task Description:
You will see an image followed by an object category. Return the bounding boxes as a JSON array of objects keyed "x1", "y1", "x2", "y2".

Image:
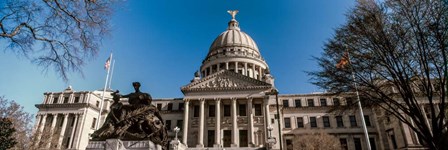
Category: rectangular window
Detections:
[
  {"x1": 283, "y1": 100, "x2": 289, "y2": 107},
  {"x1": 53, "y1": 97, "x2": 59, "y2": 104},
  {"x1": 370, "y1": 138, "x2": 377, "y2": 150},
  {"x1": 239, "y1": 104, "x2": 246, "y2": 116},
  {"x1": 336, "y1": 116, "x2": 344, "y2": 127},
  {"x1": 208, "y1": 130, "x2": 215, "y2": 147},
  {"x1": 74, "y1": 97, "x2": 79, "y2": 103},
  {"x1": 310, "y1": 117, "x2": 317, "y2": 128},
  {"x1": 364, "y1": 115, "x2": 371, "y2": 127},
  {"x1": 165, "y1": 120, "x2": 171, "y2": 131},
  {"x1": 284, "y1": 118, "x2": 291, "y2": 128},
  {"x1": 70, "y1": 116, "x2": 76, "y2": 127},
  {"x1": 167, "y1": 103, "x2": 173, "y2": 111},
  {"x1": 294, "y1": 99, "x2": 301, "y2": 107},
  {"x1": 209, "y1": 105, "x2": 216, "y2": 117},
  {"x1": 96, "y1": 101, "x2": 100, "y2": 107},
  {"x1": 323, "y1": 116, "x2": 330, "y2": 127},
  {"x1": 63, "y1": 97, "x2": 69, "y2": 103},
  {"x1": 177, "y1": 120, "x2": 183, "y2": 130},
  {"x1": 254, "y1": 104, "x2": 262, "y2": 116},
  {"x1": 333, "y1": 98, "x2": 340, "y2": 106},
  {"x1": 340, "y1": 138, "x2": 348, "y2": 150},
  {"x1": 354, "y1": 138, "x2": 362, "y2": 150},
  {"x1": 350, "y1": 115, "x2": 357, "y2": 127},
  {"x1": 390, "y1": 134, "x2": 397, "y2": 149},
  {"x1": 157, "y1": 104, "x2": 162, "y2": 111},
  {"x1": 320, "y1": 98, "x2": 327, "y2": 106},
  {"x1": 194, "y1": 105, "x2": 200, "y2": 117},
  {"x1": 307, "y1": 99, "x2": 314, "y2": 107},
  {"x1": 178, "y1": 103, "x2": 184, "y2": 110},
  {"x1": 296, "y1": 117, "x2": 304, "y2": 128},
  {"x1": 224, "y1": 105, "x2": 231, "y2": 117},
  {"x1": 286, "y1": 139, "x2": 293, "y2": 150},
  {"x1": 91, "y1": 118, "x2": 97, "y2": 129}
]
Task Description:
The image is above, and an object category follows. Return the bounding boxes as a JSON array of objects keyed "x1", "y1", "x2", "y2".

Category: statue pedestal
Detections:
[{"x1": 86, "y1": 139, "x2": 163, "y2": 150}]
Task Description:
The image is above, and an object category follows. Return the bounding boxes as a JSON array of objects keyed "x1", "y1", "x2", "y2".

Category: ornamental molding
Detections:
[{"x1": 181, "y1": 70, "x2": 271, "y2": 93}]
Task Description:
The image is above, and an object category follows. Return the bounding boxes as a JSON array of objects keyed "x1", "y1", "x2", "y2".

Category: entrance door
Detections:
[
  {"x1": 239, "y1": 130, "x2": 248, "y2": 147},
  {"x1": 223, "y1": 130, "x2": 231, "y2": 147},
  {"x1": 207, "y1": 130, "x2": 215, "y2": 147}
]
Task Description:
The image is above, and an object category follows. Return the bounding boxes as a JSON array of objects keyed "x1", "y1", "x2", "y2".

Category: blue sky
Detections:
[{"x1": 0, "y1": 0, "x2": 356, "y2": 116}]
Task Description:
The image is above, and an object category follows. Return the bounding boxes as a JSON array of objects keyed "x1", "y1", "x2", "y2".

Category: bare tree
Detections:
[
  {"x1": 0, "y1": 0, "x2": 114, "y2": 81},
  {"x1": 310, "y1": 0, "x2": 448, "y2": 149},
  {"x1": 0, "y1": 96, "x2": 33, "y2": 149},
  {"x1": 293, "y1": 132, "x2": 341, "y2": 150}
]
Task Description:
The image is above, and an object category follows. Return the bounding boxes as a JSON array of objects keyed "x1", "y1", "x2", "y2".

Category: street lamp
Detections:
[
  {"x1": 170, "y1": 126, "x2": 180, "y2": 150},
  {"x1": 265, "y1": 88, "x2": 283, "y2": 150},
  {"x1": 174, "y1": 126, "x2": 180, "y2": 140},
  {"x1": 266, "y1": 125, "x2": 276, "y2": 150}
]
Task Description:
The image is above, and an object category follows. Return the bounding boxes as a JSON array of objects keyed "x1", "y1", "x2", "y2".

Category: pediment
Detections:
[{"x1": 181, "y1": 70, "x2": 272, "y2": 93}]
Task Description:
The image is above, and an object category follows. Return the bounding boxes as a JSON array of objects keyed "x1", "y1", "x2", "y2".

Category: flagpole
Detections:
[
  {"x1": 96, "y1": 53, "x2": 112, "y2": 130},
  {"x1": 347, "y1": 52, "x2": 371, "y2": 150},
  {"x1": 108, "y1": 59, "x2": 116, "y2": 89}
]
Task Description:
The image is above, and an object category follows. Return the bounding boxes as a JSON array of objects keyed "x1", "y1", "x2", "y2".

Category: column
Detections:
[
  {"x1": 197, "y1": 99, "x2": 205, "y2": 147},
  {"x1": 264, "y1": 97, "x2": 271, "y2": 144},
  {"x1": 232, "y1": 98, "x2": 238, "y2": 147},
  {"x1": 235, "y1": 62, "x2": 239, "y2": 73},
  {"x1": 217, "y1": 63, "x2": 220, "y2": 72},
  {"x1": 182, "y1": 100, "x2": 190, "y2": 145},
  {"x1": 47, "y1": 114, "x2": 58, "y2": 148},
  {"x1": 57, "y1": 113, "x2": 69, "y2": 148},
  {"x1": 244, "y1": 63, "x2": 248, "y2": 76},
  {"x1": 252, "y1": 64, "x2": 256, "y2": 79},
  {"x1": 248, "y1": 98, "x2": 254, "y2": 146},
  {"x1": 258, "y1": 67, "x2": 263, "y2": 80},
  {"x1": 226, "y1": 62, "x2": 229, "y2": 70},
  {"x1": 33, "y1": 115, "x2": 42, "y2": 132},
  {"x1": 209, "y1": 66, "x2": 213, "y2": 75},
  {"x1": 215, "y1": 98, "x2": 221, "y2": 147},
  {"x1": 35, "y1": 114, "x2": 48, "y2": 147},
  {"x1": 68, "y1": 114, "x2": 79, "y2": 148}
]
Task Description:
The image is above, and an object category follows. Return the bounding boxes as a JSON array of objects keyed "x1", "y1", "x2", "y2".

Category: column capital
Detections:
[
  {"x1": 231, "y1": 97, "x2": 238, "y2": 101},
  {"x1": 184, "y1": 98, "x2": 191, "y2": 103},
  {"x1": 198, "y1": 98, "x2": 206, "y2": 102},
  {"x1": 214, "y1": 98, "x2": 221, "y2": 102},
  {"x1": 246, "y1": 97, "x2": 253, "y2": 101}
]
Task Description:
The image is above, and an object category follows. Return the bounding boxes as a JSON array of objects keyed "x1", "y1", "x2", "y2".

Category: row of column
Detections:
[
  {"x1": 43, "y1": 92, "x2": 91, "y2": 104},
  {"x1": 182, "y1": 97, "x2": 271, "y2": 148},
  {"x1": 35, "y1": 113, "x2": 81, "y2": 149},
  {"x1": 202, "y1": 62, "x2": 264, "y2": 80}
]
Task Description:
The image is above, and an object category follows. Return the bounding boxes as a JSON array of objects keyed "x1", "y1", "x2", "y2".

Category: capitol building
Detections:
[{"x1": 33, "y1": 12, "x2": 427, "y2": 150}]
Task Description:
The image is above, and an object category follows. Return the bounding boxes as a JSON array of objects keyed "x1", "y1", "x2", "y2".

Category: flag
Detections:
[
  {"x1": 104, "y1": 56, "x2": 111, "y2": 70},
  {"x1": 336, "y1": 52, "x2": 349, "y2": 69}
]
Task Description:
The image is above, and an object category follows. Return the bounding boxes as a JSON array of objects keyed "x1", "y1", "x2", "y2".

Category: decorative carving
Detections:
[
  {"x1": 90, "y1": 82, "x2": 168, "y2": 149},
  {"x1": 200, "y1": 76, "x2": 243, "y2": 88},
  {"x1": 254, "y1": 116, "x2": 264, "y2": 125},
  {"x1": 237, "y1": 117, "x2": 248, "y2": 124}
]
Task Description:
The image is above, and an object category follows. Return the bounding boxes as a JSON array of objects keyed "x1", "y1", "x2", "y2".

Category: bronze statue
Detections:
[{"x1": 91, "y1": 82, "x2": 168, "y2": 149}]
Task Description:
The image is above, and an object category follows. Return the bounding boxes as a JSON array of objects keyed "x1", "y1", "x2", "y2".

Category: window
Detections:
[
  {"x1": 354, "y1": 138, "x2": 362, "y2": 150},
  {"x1": 296, "y1": 117, "x2": 304, "y2": 128},
  {"x1": 208, "y1": 130, "x2": 215, "y2": 147},
  {"x1": 340, "y1": 138, "x2": 348, "y2": 150},
  {"x1": 165, "y1": 120, "x2": 171, "y2": 131},
  {"x1": 177, "y1": 120, "x2": 183, "y2": 130},
  {"x1": 70, "y1": 116, "x2": 76, "y2": 127},
  {"x1": 157, "y1": 104, "x2": 162, "y2": 111},
  {"x1": 320, "y1": 98, "x2": 327, "y2": 106},
  {"x1": 294, "y1": 99, "x2": 301, "y2": 107},
  {"x1": 364, "y1": 115, "x2": 371, "y2": 127},
  {"x1": 59, "y1": 117, "x2": 64, "y2": 127},
  {"x1": 63, "y1": 97, "x2": 69, "y2": 103},
  {"x1": 96, "y1": 101, "x2": 100, "y2": 107},
  {"x1": 333, "y1": 98, "x2": 340, "y2": 106},
  {"x1": 178, "y1": 103, "x2": 184, "y2": 110},
  {"x1": 74, "y1": 96, "x2": 80, "y2": 103},
  {"x1": 254, "y1": 104, "x2": 262, "y2": 116},
  {"x1": 307, "y1": 99, "x2": 314, "y2": 107},
  {"x1": 346, "y1": 98, "x2": 353, "y2": 105},
  {"x1": 283, "y1": 100, "x2": 289, "y2": 107},
  {"x1": 91, "y1": 118, "x2": 97, "y2": 129},
  {"x1": 390, "y1": 133, "x2": 397, "y2": 149},
  {"x1": 224, "y1": 105, "x2": 231, "y2": 116},
  {"x1": 167, "y1": 103, "x2": 173, "y2": 111},
  {"x1": 284, "y1": 118, "x2": 291, "y2": 128},
  {"x1": 336, "y1": 116, "x2": 344, "y2": 127},
  {"x1": 194, "y1": 105, "x2": 199, "y2": 117},
  {"x1": 370, "y1": 138, "x2": 377, "y2": 150},
  {"x1": 239, "y1": 104, "x2": 246, "y2": 116},
  {"x1": 350, "y1": 115, "x2": 357, "y2": 127},
  {"x1": 209, "y1": 105, "x2": 216, "y2": 117},
  {"x1": 323, "y1": 116, "x2": 331, "y2": 127},
  {"x1": 310, "y1": 117, "x2": 317, "y2": 128},
  {"x1": 286, "y1": 139, "x2": 293, "y2": 150},
  {"x1": 53, "y1": 97, "x2": 59, "y2": 104}
]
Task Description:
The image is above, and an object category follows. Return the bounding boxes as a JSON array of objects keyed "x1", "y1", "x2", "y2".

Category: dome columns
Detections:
[{"x1": 200, "y1": 61, "x2": 267, "y2": 80}]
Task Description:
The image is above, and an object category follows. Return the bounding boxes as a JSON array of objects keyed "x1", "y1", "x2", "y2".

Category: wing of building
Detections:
[{"x1": 33, "y1": 13, "x2": 427, "y2": 150}]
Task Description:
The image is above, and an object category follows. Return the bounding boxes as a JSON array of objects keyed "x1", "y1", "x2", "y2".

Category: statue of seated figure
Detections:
[{"x1": 91, "y1": 82, "x2": 168, "y2": 149}]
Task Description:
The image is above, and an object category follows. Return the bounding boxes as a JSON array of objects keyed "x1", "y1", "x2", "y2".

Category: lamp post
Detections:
[
  {"x1": 265, "y1": 88, "x2": 283, "y2": 150},
  {"x1": 171, "y1": 126, "x2": 180, "y2": 150},
  {"x1": 266, "y1": 125, "x2": 276, "y2": 150}
]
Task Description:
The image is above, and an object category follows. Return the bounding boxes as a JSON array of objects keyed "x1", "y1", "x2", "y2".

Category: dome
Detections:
[{"x1": 199, "y1": 10, "x2": 270, "y2": 81}]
